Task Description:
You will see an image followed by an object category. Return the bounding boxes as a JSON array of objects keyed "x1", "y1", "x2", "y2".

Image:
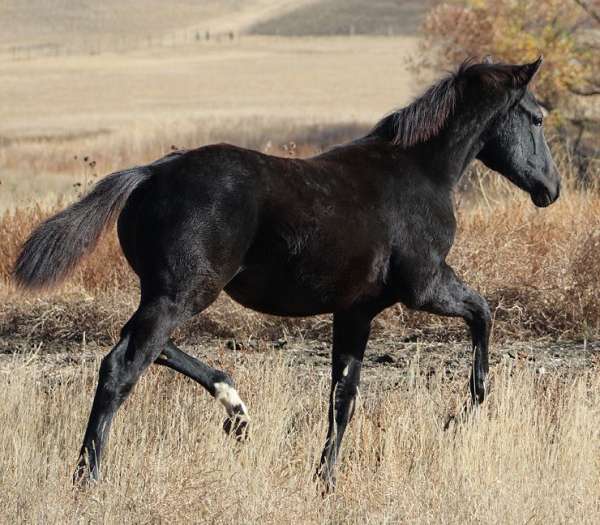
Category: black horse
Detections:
[{"x1": 14, "y1": 58, "x2": 559, "y2": 489}]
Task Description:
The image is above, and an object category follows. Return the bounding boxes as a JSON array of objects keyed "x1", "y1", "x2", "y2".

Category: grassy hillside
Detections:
[
  {"x1": 1, "y1": 1, "x2": 238, "y2": 45},
  {"x1": 0, "y1": 0, "x2": 318, "y2": 53},
  {"x1": 250, "y1": 0, "x2": 433, "y2": 36}
]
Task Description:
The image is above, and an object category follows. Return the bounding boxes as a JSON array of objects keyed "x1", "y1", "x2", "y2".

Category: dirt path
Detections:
[{"x1": 2, "y1": 336, "x2": 597, "y2": 393}]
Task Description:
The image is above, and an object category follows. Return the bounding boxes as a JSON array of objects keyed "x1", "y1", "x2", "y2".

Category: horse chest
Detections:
[{"x1": 397, "y1": 193, "x2": 456, "y2": 252}]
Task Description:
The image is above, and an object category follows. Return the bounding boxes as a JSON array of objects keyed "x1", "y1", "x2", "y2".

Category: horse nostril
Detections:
[{"x1": 552, "y1": 174, "x2": 561, "y2": 201}]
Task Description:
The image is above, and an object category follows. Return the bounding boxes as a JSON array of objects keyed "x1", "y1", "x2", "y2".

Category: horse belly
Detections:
[
  {"x1": 224, "y1": 248, "x2": 388, "y2": 317},
  {"x1": 224, "y1": 265, "x2": 334, "y2": 316}
]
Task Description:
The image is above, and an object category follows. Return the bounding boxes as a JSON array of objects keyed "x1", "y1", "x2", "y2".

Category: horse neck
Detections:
[{"x1": 415, "y1": 102, "x2": 500, "y2": 188}]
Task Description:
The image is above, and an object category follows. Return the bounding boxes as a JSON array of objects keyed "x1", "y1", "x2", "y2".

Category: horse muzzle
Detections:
[{"x1": 531, "y1": 172, "x2": 560, "y2": 208}]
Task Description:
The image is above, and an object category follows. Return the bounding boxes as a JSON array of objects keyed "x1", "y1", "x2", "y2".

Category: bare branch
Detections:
[
  {"x1": 573, "y1": 0, "x2": 600, "y2": 24},
  {"x1": 536, "y1": 98, "x2": 555, "y2": 112},
  {"x1": 569, "y1": 85, "x2": 600, "y2": 96}
]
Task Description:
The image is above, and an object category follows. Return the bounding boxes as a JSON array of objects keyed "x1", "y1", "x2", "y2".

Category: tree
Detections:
[{"x1": 415, "y1": 0, "x2": 600, "y2": 121}]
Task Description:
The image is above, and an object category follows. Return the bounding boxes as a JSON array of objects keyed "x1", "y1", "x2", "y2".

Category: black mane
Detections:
[{"x1": 370, "y1": 59, "x2": 534, "y2": 148}]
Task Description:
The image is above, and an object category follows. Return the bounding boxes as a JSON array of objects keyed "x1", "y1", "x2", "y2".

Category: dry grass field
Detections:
[
  {"x1": 0, "y1": 1, "x2": 319, "y2": 54},
  {"x1": 1, "y1": 1, "x2": 599, "y2": 522},
  {"x1": 1, "y1": 351, "x2": 599, "y2": 523}
]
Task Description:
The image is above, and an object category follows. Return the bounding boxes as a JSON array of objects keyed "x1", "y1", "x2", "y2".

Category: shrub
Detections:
[{"x1": 416, "y1": 0, "x2": 600, "y2": 119}]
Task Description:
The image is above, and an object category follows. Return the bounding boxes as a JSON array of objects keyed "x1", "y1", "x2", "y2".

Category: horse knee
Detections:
[
  {"x1": 466, "y1": 297, "x2": 491, "y2": 332},
  {"x1": 479, "y1": 300, "x2": 491, "y2": 325}
]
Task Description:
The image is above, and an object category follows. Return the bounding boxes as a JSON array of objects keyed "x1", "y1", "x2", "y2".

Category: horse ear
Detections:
[
  {"x1": 513, "y1": 56, "x2": 543, "y2": 88},
  {"x1": 483, "y1": 55, "x2": 494, "y2": 64}
]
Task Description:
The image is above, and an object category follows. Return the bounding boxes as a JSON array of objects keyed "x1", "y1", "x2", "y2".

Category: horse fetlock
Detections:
[
  {"x1": 215, "y1": 381, "x2": 250, "y2": 440},
  {"x1": 73, "y1": 450, "x2": 100, "y2": 486},
  {"x1": 315, "y1": 463, "x2": 337, "y2": 495},
  {"x1": 471, "y1": 376, "x2": 487, "y2": 404},
  {"x1": 214, "y1": 381, "x2": 247, "y2": 415}
]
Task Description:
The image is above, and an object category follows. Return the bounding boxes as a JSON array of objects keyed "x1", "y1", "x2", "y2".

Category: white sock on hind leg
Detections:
[{"x1": 214, "y1": 382, "x2": 249, "y2": 418}]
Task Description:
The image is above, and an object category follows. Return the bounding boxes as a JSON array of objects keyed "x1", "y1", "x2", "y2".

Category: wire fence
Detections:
[
  {"x1": 0, "y1": 21, "x2": 410, "y2": 61},
  {"x1": 1, "y1": 27, "x2": 239, "y2": 61}
]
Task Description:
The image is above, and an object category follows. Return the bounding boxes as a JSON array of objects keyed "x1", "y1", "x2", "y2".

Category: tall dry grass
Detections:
[
  {"x1": 0, "y1": 118, "x2": 365, "y2": 178},
  {"x1": 0, "y1": 352, "x2": 598, "y2": 523},
  {"x1": 0, "y1": 117, "x2": 367, "y2": 210}
]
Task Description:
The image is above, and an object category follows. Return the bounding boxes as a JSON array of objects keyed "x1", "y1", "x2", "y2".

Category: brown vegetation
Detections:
[
  {"x1": 417, "y1": 0, "x2": 600, "y2": 115},
  {"x1": 0, "y1": 352, "x2": 598, "y2": 523}
]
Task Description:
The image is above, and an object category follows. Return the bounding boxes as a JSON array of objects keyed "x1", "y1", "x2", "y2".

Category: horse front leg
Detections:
[
  {"x1": 317, "y1": 310, "x2": 372, "y2": 492},
  {"x1": 417, "y1": 264, "x2": 491, "y2": 425}
]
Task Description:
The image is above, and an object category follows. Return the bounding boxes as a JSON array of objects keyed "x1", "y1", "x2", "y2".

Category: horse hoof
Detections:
[
  {"x1": 223, "y1": 414, "x2": 250, "y2": 441},
  {"x1": 444, "y1": 404, "x2": 475, "y2": 432},
  {"x1": 443, "y1": 413, "x2": 457, "y2": 432},
  {"x1": 72, "y1": 461, "x2": 98, "y2": 488},
  {"x1": 314, "y1": 468, "x2": 336, "y2": 496}
]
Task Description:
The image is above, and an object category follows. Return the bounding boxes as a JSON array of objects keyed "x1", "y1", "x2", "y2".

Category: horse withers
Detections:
[{"x1": 14, "y1": 57, "x2": 560, "y2": 490}]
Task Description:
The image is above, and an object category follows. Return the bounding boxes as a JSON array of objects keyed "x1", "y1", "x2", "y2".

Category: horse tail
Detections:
[{"x1": 14, "y1": 166, "x2": 151, "y2": 290}]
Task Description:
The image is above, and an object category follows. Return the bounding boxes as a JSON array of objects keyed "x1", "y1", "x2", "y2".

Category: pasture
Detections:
[{"x1": 0, "y1": 1, "x2": 599, "y2": 522}]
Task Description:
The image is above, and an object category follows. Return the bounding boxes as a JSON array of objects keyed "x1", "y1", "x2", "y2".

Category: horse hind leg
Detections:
[
  {"x1": 74, "y1": 284, "x2": 252, "y2": 483},
  {"x1": 155, "y1": 341, "x2": 250, "y2": 440},
  {"x1": 74, "y1": 295, "x2": 187, "y2": 483}
]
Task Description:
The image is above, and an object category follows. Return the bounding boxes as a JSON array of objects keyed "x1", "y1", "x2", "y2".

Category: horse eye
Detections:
[{"x1": 533, "y1": 116, "x2": 543, "y2": 127}]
